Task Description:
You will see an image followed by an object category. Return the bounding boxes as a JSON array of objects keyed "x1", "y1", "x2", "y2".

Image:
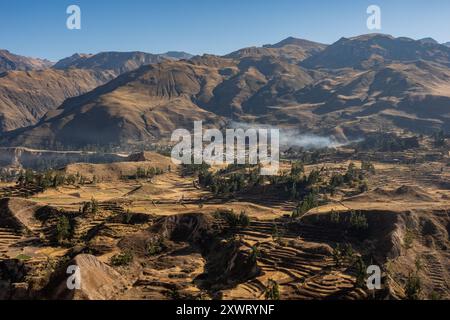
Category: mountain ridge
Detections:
[
  {"x1": 2, "y1": 33, "x2": 450, "y2": 148},
  {"x1": 301, "y1": 33, "x2": 450, "y2": 70},
  {"x1": 0, "y1": 49, "x2": 53, "y2": 73}
]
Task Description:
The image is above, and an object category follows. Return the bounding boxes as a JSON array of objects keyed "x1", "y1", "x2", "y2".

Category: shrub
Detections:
[
  {"x1": 403, "y1": 229, "x2": 415, "y2": 249},
  {"x1": 349, "y1": 211, "x2": 369, "y2": 231},
  {"x1": 146, "y1": 237, "x2": 165, "y2": 256},
  {"x1": 81, "y1": 197, "x2": 99, "y2": 215},
  {"x1": 330, "y1": 210, "x2": 340, "y2": 224},
  {"x1": 110, "y1": 251, "x2": 134, "y2": 266},
  {"x1": 167, "y1": 287, "x2": 181, "y2": 300},
  {"x1": 218, "y1": 209, "x2": 251, "y2": 228},
  {"x1": 122, "y1": 210, "x2": 133, "y2": 224},
  {"x1": 271, "y1": 224, "x2": 282, "y2": 242}
]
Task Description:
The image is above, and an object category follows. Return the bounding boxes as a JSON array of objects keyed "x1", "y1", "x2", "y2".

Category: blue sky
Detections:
[{"x1": 1, "y1": 0, "x2": 449, "y2": 61}]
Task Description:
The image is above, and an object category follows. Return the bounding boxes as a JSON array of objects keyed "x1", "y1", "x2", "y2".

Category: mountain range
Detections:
[
  {"x1": 0, "y1": 49, "x2": 52, "y2": 73},
  {"x1": 0, "y1": 50, "x2": 193, "y2": 132},
  {"x1": 52, "y1": 51, "x2": 193, "y2": 74},
  {"x1": 1, "y1": 34, "x2": 450, "y2": 148}
]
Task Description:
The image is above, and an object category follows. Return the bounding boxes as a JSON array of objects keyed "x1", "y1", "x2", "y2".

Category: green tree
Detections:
[
  {"x1": 56, "y1": 215, "x2": 71, "y2": 243},
  {"x1": 265, "y1": 279, "x2": 280, "y2": 300},
  {"x1": 91, "y1": 197, "x2": 99, "y2": 215},
  {"x1": 290, "y1": 161, "x2": 304, "y2": 177},
  {"x1": 405, "y1": 272, "x2": 422, "y2": 300}
]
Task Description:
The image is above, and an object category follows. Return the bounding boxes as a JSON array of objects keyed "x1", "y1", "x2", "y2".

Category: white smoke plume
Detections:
[{"x1": 229, "y1": 121, "x2": 349, "y2": 149}]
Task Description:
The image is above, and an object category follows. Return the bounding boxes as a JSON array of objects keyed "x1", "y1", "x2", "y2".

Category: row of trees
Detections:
[
  {"x1": 194, "y1": 163, "x2": 264, "y2": 195},
  {"x1": 356, "y1": 133, "x2": 420, "y2": 152},
  {"x1": 328, "y1": 162, "x2": 375, "y2": 195},
  {"x1": 16, "y1": 169, "x2": 93, "y2": 189},
  {"x1": 189, "y1": 160, "x2": 376, "y2": 220},
  {"x1": 126, "y1": 166, "x2": 165, "y2": 180},
  {"x1": 216, "y1": 209, "x2": 251, "y2": 228}
]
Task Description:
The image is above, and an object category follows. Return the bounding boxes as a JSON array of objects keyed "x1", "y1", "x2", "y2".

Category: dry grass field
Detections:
[{"x1": 1, "y1": 150, "x2": 449, "y2": 300}]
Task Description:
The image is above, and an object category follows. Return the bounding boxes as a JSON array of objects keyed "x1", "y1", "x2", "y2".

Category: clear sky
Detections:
[{"x1": 1, "y1": 0, "x2": 449, "y2": 61}]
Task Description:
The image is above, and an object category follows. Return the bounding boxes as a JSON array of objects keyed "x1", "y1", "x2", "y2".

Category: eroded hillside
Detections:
[{"x1": 1, "y1": 151, "x2": 449, "y2": 300}]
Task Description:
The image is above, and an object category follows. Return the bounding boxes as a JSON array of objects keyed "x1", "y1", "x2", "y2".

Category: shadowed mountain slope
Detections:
[
  {"x1": 0, "y1": 69, "x2": 116, "y2": 132},
  {"x1": 0, "y1": 49, "x2": 52, "y2": 73},
  {"x1": 3, "y1": 34, "x2": 450, "y2": 147},
  {"x1": 301, "y1": 34, "x2": 450, "y2": 70},
  {"x1": 52, "y1": 51, "x2": 169, "y2": 75}
]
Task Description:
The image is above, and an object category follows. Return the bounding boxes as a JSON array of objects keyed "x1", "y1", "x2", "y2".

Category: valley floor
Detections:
[{"x1": 1, "y1": 156, "x2": 450, "y2": 300}]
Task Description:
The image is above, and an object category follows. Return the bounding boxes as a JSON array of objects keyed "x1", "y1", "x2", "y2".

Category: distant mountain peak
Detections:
[
  {"x1": 264, "y1": 37, "x2": 327, "y2": 49},
  {"x1": 160, "y1": 51, "x2": 194, "y2": 60},
  {"x1": 419, "y1": 37, "x2": 439, "y2": 45},
  {"x1": 53, "y1": 51, "x2": 168, "y2": 75},
  {"x1": 53, "y1": 51, "x2": 194, "y2": 74},
  {"x1": 53, "y1": 53, "x2": 93, "y2": 70},
  {"x1": 0, "y1": 49, "x2": 53, "y2": 73},
  {"x1": 302, "y1": 33, "x2": 450, "y2": 70},
  {"x1": 348, "y1": 33, "x2": 395, "y2": 41}
]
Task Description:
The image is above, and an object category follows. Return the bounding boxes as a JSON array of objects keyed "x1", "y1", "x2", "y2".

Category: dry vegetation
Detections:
[{"x1": 1, "y1": 146, "x2": 449, "y2": 300}]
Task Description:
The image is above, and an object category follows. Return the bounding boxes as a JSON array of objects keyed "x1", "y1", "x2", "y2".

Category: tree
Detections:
[
  {"x1": 330, "y1": 173, "x2": 344, "y2": 189},
  {"x1": 307, "y1": 169, "x2": 320, "y2": 185},
  {"x1": 91, "y1": 197, "x2": 99, "y2": 215},
  {"x1": 238, "y1": 211, "x2": 250, "y2": 228},
  {"x1": 361, "y1": 161, "x2": 376, "y2": 174},
  {"x1": 265, "y1": 279, "x2": 280, "y2": 300},
  {"x1": 330, "y1": 210, "x2": 340, "y2": 224},
  {"x1": 271, "y1": 224, "x2": 282, "y2": 242},
  {"x1": 354, "y1": 257, "x2": 367, "y2": 288},
  {"x1": 332, "y1": 244, "x2": 343, "y2": 267},
  {"x1": 290, "y1": 161, "x2": 304, "y2": 177},
  {"x1": 56, "y1": 215, "x2": 71, "y2": 244},
  {"x1": 249, "y1": 246, "x2": 260, "y2": 263},
  {"x1": 405, "y1": 272, "x2": 422, "y2": 300},
  {"x1": 219, "y1": 209, "x2": 251, "y2": 228},
  {"x1": 294, "y1": 192, "x2": 318, "y2": 217},
  {"x1": 433, "y1": 130, "x2": 445, "y2": 147},
  {"x1": 349, "y1": 211, "x2": 369, "y2": 232},
  {"x1": 344, "y1": 163, "x2": 358, "y2": 184},
  {"x1": 358, "y1": 180, "x2": 369, "y2": 193}
]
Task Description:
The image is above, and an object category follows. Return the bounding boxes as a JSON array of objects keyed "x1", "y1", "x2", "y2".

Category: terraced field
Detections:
[
  {"x1": 0, "y1": 184, "x2": 44, "y2": 198},
  {"x1": 1, "y1": 154, "x2": 450, "y2": 300}
]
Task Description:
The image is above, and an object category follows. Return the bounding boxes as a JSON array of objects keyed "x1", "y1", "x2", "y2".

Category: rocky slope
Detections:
[
  {"x1": 0, "y1": 50, "x2": 52, "y2": 73},
  {"x1": 0, "y1": 49, "x2": 193, "y2": 133},
  {"x1": 3, "y1": 34, "x2": 450, "y2": 148},
  {"x1": 52, "y1": 51, "x2": 169, "y2": 75},
  {"x1": 0, "y1": 69, "x2": 116, "y2": 132},
  {"x1": 301, "y1": 34, "x2": 450, "y2": 70}
]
